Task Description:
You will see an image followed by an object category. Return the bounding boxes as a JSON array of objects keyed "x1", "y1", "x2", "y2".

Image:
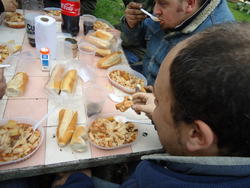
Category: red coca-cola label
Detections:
[{"x1": 61, "y1": 0, "x2": 80, "y2": 16}]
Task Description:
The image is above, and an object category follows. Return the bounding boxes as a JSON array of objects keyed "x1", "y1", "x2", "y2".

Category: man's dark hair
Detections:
[{"x1": 170, "y1": 22, "x2": 250, "y2": 156}]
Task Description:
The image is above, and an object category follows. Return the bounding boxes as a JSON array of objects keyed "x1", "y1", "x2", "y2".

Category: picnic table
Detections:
[{"x1": 0, "y1": 11, "x2": 162, "y2": 181}]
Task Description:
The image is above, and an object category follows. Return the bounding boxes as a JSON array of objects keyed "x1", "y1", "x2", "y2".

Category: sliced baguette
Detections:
[
  {"x1": 80, "y1": 45, "x2": 111, "y2": 57},
  {"x1": 70, "y1": 126, "x2": 88, "y2": 152},
  {"x1": 6, "y1": 72, "x2": 28, "y2": 97},
  {"x1": 93, "y1": 30, "x2": 114, "y2": 41},
  {"x1": 57, "y1": 109, "x2": 78, "y2": 147},
  {"x1": 97, "y1": 51, "x2": 122, "y2": 69},
  {"x1": 85, "y1": 35, "x2": 111, "y2": 49},
  {"x1": 48, "y1": 65, "x2": 65, "y2": 94},
  {"x1": 60, "y1": 69, "x2": 77, "y2": 93}
]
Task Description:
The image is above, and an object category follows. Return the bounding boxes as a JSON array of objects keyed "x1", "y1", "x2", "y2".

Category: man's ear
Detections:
[
  {"x1": 186, "y1": 120, "x2": 216, "y2": 152},
  {"x1": 184, "y1": 0, "x2": 198, "y2": 14}
]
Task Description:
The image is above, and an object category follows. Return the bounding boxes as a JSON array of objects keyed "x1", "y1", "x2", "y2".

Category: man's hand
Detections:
[
  {"x1": 2, "y1": 0, "x2": 18, "y2": 12},
  {"x1": 125, "y1": 2, "x2": 146, "y2": 29},
  {"x1": 0, "y1": 69, "x2": 6, "y2": 99},
  {"x1": 132, "y1": 92, "x2": 155, "y2": 119}
]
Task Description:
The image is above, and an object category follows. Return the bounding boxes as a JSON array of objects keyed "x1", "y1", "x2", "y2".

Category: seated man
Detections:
[
  {"x1": 121, "y1": 0, "x2": 234, "y2": 85},
  {"x1": 55, "y1": 22, "x2": 250, "y2": 187}
]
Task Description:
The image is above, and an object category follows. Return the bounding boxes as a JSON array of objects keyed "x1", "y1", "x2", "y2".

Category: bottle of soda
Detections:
[{"x1": 61, "y1": 0, "x2": 80, "y2": 36}]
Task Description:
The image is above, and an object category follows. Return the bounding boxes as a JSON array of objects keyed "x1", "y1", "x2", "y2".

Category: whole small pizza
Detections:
[{"x1": 4, "y1": 12, "x2": 25, "y2": 29}]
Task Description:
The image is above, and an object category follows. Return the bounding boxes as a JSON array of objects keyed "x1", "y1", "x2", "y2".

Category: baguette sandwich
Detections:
[
  {"x1": 85, "y1": 35, "x2": 111, "y2": 49},
  {"x1": 4, "y1": 12, "x2": 25, "y2": 29},
  {"x1": 60, "y1": 69, "x2": 77, "y2": 93},
  {"x1": 93, "y1": 30, "x2": 114, "y2": 41},
  {"x1": 97, "y1": 51, "x2": 122, "y2": 69},
  {"x1": 70, "y1": 126, "x2": 88, "y2": 152},
  {"x1": 48, "y1": 65, "x2": 65, "y2": 94},
  {"x1": 80, "y1": 45, "x2": 111, "y2": 57},
  {"x1": 57, "y1": 109, "x2": 78, "y2": 147},
  {"x1": 93, "y1": 20, "x2": 112, "y2": 31},
  {"x1": 6, "y1": 72, "x2": 28, "y2": 97}
]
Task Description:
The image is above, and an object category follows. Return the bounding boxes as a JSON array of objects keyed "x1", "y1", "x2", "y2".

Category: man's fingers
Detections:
[
  {"x1": 127, "y1": 2, "x2": 142, "y2": 9},
  {"x1": 132, "y1": 104, "x2": 151, "y2": 114}
]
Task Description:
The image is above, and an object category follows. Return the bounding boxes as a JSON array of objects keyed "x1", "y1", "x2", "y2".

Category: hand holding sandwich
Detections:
[
  {"x1": 0, "y1": 69, "x2": 6, "y2": 99},
  {"x1": 125, "y1": 2, "x2": 146, "y2": 29}
]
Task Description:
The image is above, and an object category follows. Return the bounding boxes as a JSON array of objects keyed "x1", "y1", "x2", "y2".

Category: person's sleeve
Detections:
[
  {"x1": 59, "y1": 172, "x2": 94, "y2": 188},
  {"x1": 120, "y1": 16, "x2": 146, "y2": 47},
  {"x1": 0, "y1": 0, "x2": 4, "y2": 13}
]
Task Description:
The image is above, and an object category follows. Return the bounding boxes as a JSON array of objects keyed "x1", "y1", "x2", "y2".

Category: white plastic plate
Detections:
[
  {"x1": 0, "y1": 117, "x2": 44, "y2": 166},
  {"x1": 87, "y1": 113, "x2": 139, "y2": 150},
  {"x1": 107, "y1": 65, "x2": 148, "y2": 93}
]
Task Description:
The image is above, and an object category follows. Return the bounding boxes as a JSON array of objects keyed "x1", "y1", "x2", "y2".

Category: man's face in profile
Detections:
[
  {"x1": 152, "y1": 40, "x2": 188, "y2": 155},
  {"x1": 153, "y1": 0, "x2": 189, "y2": 30}
]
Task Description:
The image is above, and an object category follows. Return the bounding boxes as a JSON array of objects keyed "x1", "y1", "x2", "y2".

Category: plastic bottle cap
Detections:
[{"x1": 40, "y1": 48, "x2": 50, "y2": 54}]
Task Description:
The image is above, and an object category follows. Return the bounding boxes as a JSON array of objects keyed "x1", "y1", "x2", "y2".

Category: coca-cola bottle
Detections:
[{"x1": 61, "y1": 0, "x2": 80, "y2": 36}]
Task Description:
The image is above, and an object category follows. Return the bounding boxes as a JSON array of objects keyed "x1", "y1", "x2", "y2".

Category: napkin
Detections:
[{"x1": 35, "y1": 15, "x2": 57, "y2": 59}]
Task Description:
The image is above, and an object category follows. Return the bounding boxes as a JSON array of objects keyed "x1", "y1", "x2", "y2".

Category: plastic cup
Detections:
[
  {"x1": 78, "y1": 41, "x2": 96, "y2": 65},
  {"x1": 83, "y1": 84, "x2": 107, "y2": 117},
  {"x1": 82, "y1": 14, "x2": 97, "y2": 35}
]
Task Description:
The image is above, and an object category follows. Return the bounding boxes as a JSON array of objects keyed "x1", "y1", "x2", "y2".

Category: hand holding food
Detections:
[
  {"x1": 132, "y1": 92, "x2": 155, "y2": 118},
  {"x1": 125, "y1": 2, "x2": 146, "y2": 29}
]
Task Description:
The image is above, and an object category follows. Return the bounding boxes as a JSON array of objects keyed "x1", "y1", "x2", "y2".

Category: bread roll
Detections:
[
  {"x1": 97, "y1": 51, "x2": 122, "y2": 69},
  {"x1": 70, "y1": 126, "x2": 88, "y2": 152},
  {"x1": 93, "y1": 30, "x2": 114, "y2": 41},
  {"x1": 6, "y1": 72, "x2": 28, "y2": 97},
  {"x1": 85, "y1": 35, "x2": 111, "y2": 49},
  {"x1": 48, "y1": 65, "x2": 65, "y2": 94},
  {"x1": 60, "y1": 69, "x2": 77, "y2": 93},
  {"x1": 57, "y1": 109, "x2": 78, "y2": 147},
  {"x1": 4, "y1": 12, "x2": 25, "y2": 29},
  {"x1": 80, "y1": 45, "x2": 111, "y2": 57},
  {"x1": 93, "y1": 20, "x2": 111, "y2": 31}
]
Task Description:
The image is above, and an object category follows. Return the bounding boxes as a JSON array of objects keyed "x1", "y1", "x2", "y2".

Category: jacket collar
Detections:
[
  {"x1": 176, "y1": 0, "x2": 220, "y2": 33},
  {"x1": 142, "y1": 154, "x2": 250, "y2": 176}
]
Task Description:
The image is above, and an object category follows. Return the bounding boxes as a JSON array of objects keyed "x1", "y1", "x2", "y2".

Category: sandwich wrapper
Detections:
[{"x1": 35, "y1": 15, "x2": 57, "y2": 59}]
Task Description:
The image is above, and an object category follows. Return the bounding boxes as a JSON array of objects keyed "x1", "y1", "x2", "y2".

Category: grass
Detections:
[
  {"x1": 93, "y1": 0, "x2": 125, "y2": 25},
  {"x1": 93, "y1": 0, "x2": 250, "y2": 26},
  {"x1": 227, "y1": 1, "x2": 250, "y2": 21}
]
